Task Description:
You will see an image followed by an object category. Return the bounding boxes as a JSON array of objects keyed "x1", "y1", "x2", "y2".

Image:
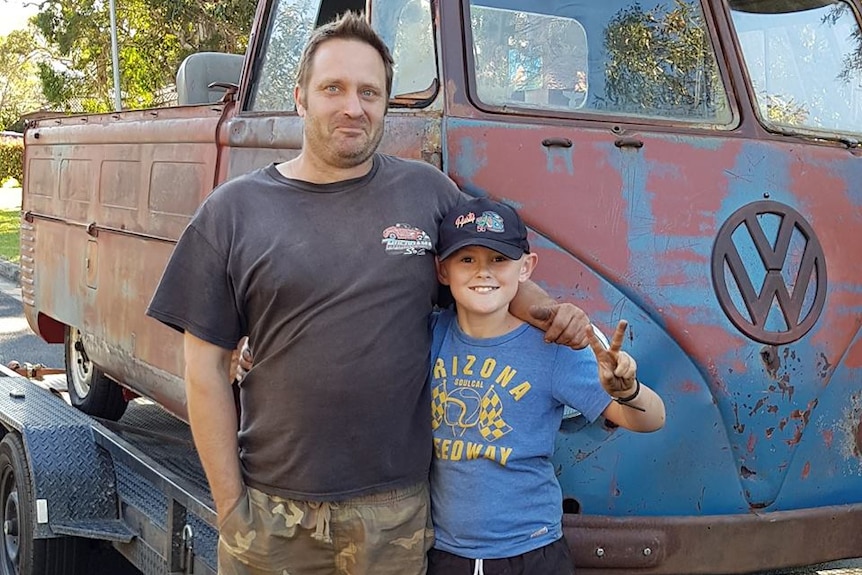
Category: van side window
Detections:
[
  {"x1": 468, "y1": 1, "x2": 731, "y2": 124},
  {"x1": 730, "y1": 1, "x2": 862, "y2": 136},
  {"x1": 373, "y1": 0, "x2": 437, "y2": 100},
  {"x1": 248, "y1": 0, "x2": 321, "y2": 112}
]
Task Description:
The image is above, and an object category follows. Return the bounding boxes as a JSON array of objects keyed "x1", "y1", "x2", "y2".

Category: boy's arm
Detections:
[
  {"x1": 589, "y1": 321, "x2": 666, "y2": 432},
  {"x1": 510, "y1": 279, "x2": 592, "y2": 349},
  {"x1": 601, "y1": 380, "x2": 666, "y2": 432}
]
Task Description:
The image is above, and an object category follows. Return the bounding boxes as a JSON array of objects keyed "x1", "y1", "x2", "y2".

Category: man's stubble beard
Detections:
[{"x1": 305, "y1": 114, "x2": 385, "y2": 170}]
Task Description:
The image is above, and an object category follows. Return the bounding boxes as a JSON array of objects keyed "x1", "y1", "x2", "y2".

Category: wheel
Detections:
[
  {"x1": 0, "y1": 434, "x2": 87, "y2": 575},
  {"x1": 64, "y1": 327, "x2": 127, "y2": 421}
]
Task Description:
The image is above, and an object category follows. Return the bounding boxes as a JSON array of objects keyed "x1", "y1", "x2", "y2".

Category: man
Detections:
[{"x1": 147, "y1": 12, "x2": 590, "y2": 575}]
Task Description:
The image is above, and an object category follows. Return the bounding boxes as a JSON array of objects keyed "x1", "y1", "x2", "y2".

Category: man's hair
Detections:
[{"x1": 296, "y1": 11, "x2": 395, "y2": 99}]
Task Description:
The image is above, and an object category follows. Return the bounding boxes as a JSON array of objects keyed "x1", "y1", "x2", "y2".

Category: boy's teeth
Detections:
[{"x1": 472, "y1": 287, "x2": 496, "y2": 293}]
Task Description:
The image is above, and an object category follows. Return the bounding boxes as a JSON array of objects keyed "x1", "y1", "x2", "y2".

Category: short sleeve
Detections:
[
  {"x1": 551, "y1": 346, "x2": 612, "y2": 422},
  {"x1": 146, "y1": 223, "x2": 243, "y2": 350}
]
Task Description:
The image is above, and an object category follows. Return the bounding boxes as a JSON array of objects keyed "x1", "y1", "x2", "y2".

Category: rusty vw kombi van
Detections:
[{"x1": 21, "y1": 0, "x2": 862, "y2": 572}]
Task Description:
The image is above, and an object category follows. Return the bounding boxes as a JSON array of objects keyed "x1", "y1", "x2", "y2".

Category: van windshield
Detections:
[
  {"x1": 467, "y1": 0, "x2": 732, "y2": 125},
  {"x1": 730, "y1": 0, "x2": 862, "y2": 137}
]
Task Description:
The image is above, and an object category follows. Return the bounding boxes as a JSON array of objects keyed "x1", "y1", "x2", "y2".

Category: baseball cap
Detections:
[{"x1": 438, "y1": 197, "x2": 530, "y2": 261}]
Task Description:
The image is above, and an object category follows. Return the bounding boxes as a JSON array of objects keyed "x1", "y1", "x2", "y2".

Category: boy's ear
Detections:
[
  {"x1": 436, "y1": 257, "x2": 450, "y2": 285},
  {"x1": 519, "y1": 253, "x2": 538, "y2": 282}
]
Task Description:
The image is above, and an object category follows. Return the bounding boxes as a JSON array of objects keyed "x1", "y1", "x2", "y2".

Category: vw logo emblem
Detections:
[{"x1": 711, "y1": 201, "x2": 827, "y2": 345}]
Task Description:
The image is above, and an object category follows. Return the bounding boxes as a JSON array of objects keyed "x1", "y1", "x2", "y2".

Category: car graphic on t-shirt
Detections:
[
  {"x1": 383, "y1": 224, "x2": 425, "y2": 240},
  {"x1": 381, "y1": 223, "x2": 433, "y2": 255}
]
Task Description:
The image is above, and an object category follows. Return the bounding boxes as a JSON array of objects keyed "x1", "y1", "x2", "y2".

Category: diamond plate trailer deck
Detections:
[{"x1": 0, "y1": 364, "x2": 217, "y2": 575}]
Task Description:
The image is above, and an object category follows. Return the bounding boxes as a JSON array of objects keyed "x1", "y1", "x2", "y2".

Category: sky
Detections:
[{"x1": 0, "y1": 0, "x2": 38, "y2": 36}]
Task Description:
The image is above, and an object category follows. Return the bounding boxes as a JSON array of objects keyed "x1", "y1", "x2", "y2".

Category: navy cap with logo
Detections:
[{"x1": 438, "y1": 197, "x2": 530, "y2": 261}]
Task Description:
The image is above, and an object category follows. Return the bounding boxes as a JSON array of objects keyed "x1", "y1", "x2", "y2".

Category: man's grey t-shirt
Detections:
[{"x1": 147, "y1": 154, "x2": 461, "y2": 500}]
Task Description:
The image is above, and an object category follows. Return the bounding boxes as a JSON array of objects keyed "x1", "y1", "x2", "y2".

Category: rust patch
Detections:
[
  {"x1": 822, "y1": 429, "x2": 833, "y2": 448},
  {"x1": 786, "y1": 427, "x2": 804, "y2": 447},
  {"x1": 679, "y1": 380, "x2": 698, "y2": 393},
  {"x1": 777, "y1": 373, "x2": 795, "y2": 402},
  {"x1": 836, "y1": 393, "x2": 862, "y2": 466},
  {"x1": 747, "y1": 433, "x2": 756, "y2": 453},
  {"x1": 801, "y1": 461, "x2": 811, "y2": 479},
  {"x1": 732, "y1": 403, "x2": 745, "y2": 434},
  {"x1": 748, "y1": 397, "x2": 767, "y2": 416},
  {"x1": 815, "y1": 352, "x2": 832, "y2": 380},
  {"x1": 761, "y1": 346, "x2": 780, "y2": 376},
  {"x1": 855, "y1": 419, "x2": 862, "y2": 457}
]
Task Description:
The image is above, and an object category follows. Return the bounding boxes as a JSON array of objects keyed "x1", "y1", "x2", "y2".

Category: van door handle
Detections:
[
  {"x1": 542, "y1": 137, "x2": 573, "y2": 148},
  {"x1": 615, "y1": 138, "x2": 644, "y2": 149}
]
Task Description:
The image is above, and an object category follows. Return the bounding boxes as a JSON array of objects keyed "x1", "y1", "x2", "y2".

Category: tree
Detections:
[
  {"x1": 0, "y1": 29, "x2": 44, "y2": 131},
  {"x1": 601, "y1": 0, "x2": 728, "y2": 120},
  {"x1": 33, "y1": 0, "x2": 256, "y2": 112},
  {"x1": 826, "y1": 3, "x2": 862, "y2": 85}
]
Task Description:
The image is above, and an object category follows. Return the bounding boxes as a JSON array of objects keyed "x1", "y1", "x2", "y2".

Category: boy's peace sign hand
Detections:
[{"x1": 586, "y1": 320, "x2": 638, "y2": 398}]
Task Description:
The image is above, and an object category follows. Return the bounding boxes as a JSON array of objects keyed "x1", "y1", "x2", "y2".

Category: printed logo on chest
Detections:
[{"x1": 381, "y1": 223, "x2": 433, "y2": 255}]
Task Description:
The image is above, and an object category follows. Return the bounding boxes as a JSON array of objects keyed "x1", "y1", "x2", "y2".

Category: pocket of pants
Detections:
[{"x1": 218, "y1": 488, "x2": 250, "y2": 533}]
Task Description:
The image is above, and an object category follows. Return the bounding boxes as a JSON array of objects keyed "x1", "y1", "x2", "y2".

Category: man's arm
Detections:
[
  {"x1": 184, "y1": 332, "x2": 244, "y2": 526},
  {"x1": 510, "y1": 279, "x2": 591, "y2": 349}
]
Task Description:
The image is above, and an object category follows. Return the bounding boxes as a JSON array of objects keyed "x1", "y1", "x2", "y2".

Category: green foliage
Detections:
[
  {"x1": 0, "y1": 139, "x2": 24, "y2": 186},
  {"x1": 33, "y1": 0, "x2": 257, "y2": 111},
  {"x1": 602, "y1": 0, "x2": 727, "y2": 119},
  {"x1": 0, "y1": 209, "x2": 20, "y2": 264},
  {"x1": 0, "y1": 30, "x2": 44, "y2": 130}
]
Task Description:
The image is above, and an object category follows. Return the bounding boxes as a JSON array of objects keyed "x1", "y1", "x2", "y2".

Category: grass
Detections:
[{"x1": 0, "y1": 209, "x2": 20, "y2": 263}]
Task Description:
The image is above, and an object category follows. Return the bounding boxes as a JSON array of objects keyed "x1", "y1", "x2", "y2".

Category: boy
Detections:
[{"x1": 428, "y1": 197, "x2": 666, "y2": 575}]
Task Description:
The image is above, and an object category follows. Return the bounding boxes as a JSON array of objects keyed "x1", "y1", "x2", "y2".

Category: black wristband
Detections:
[{"x1": 614, "y1": 379, "x2": 641, "y2": 403}]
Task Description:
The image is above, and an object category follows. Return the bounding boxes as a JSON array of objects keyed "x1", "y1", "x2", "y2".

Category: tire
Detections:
[
  {"x1": 0, "y1": 434, "x2": 88, "y2": 575},
  {"x1": 64, "y1": 327, "x2": 127, "y2": 421}
]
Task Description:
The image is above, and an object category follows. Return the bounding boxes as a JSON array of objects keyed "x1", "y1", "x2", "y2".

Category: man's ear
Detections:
[
  {"x1": 436, "y1": 257, "x2": 450, "y2": 285},
  {"x1": 295, "y1": 86, "x2": 306, "y2": 117},
  {"x1": 519, "y1": 253, "x2": 538, "y2": 282}
]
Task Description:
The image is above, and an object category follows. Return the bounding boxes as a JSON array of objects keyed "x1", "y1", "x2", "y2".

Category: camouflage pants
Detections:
[{"x1": 217, "y1": 482, "x2": 433, "y2": 575}]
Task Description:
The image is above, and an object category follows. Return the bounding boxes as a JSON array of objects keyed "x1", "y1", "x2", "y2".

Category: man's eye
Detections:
[
  {"x1": 325, "y1": 86, "x2": 339, "y2": 93},
  {"x1": 361, "y1": 89, "x2": 377, "y2": 98}
]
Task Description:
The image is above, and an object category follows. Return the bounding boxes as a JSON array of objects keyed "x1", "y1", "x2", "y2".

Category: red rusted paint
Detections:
[
  {"x1": 846, "y1": 336, "x2": 862, "y2": 369},
  {"x1": 822, "y1": 429, "x2": 833, "y2": 449},
  {"x1": 793, "y1": 153, "x2": 862, "y2": 287},
  {"x1": 448, "y1": 125, "x2": 632, "y2": 277},
  {"x1": 747, "y1": 433, "x2": 756, "y2": 453},
  {"x1": 679, "y1": 380, "x2": 699, "y2": 393},
  {"x1": 800, "y1": 461, "x2": 810, "y2": 479},
  {"x1": 645, "y1": 139, "x2": 742, "y2": 237}
]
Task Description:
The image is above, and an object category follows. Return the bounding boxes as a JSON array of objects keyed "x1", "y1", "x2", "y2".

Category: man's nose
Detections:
[{"x1": 342, "y1": 91, "x2": 364, "y2": 117}]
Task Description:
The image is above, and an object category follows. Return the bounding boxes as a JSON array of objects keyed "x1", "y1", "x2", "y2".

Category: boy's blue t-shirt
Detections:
[{"x1": 429, "y1": 309, "x2": 611, "y2": 559}]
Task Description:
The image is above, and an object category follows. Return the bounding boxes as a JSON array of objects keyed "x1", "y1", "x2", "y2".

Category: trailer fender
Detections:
[{"x1": 0, "y1": 366, "x2": 135, "y2": 543}]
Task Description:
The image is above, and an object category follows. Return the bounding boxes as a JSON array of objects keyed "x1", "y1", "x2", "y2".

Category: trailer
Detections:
[{"x1": 0, "y1": 364, "x2": 217, "y2": 575}]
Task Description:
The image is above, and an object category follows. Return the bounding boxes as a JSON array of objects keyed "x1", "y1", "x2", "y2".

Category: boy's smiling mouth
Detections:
[{"x1": 470, "y1": 286, "x2": 499, "y2": 293}]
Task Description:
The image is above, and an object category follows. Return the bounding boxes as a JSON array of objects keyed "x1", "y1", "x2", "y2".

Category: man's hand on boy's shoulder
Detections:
[{"x1": 528, "y1": 303, "x2": 592, "y2": 349}]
